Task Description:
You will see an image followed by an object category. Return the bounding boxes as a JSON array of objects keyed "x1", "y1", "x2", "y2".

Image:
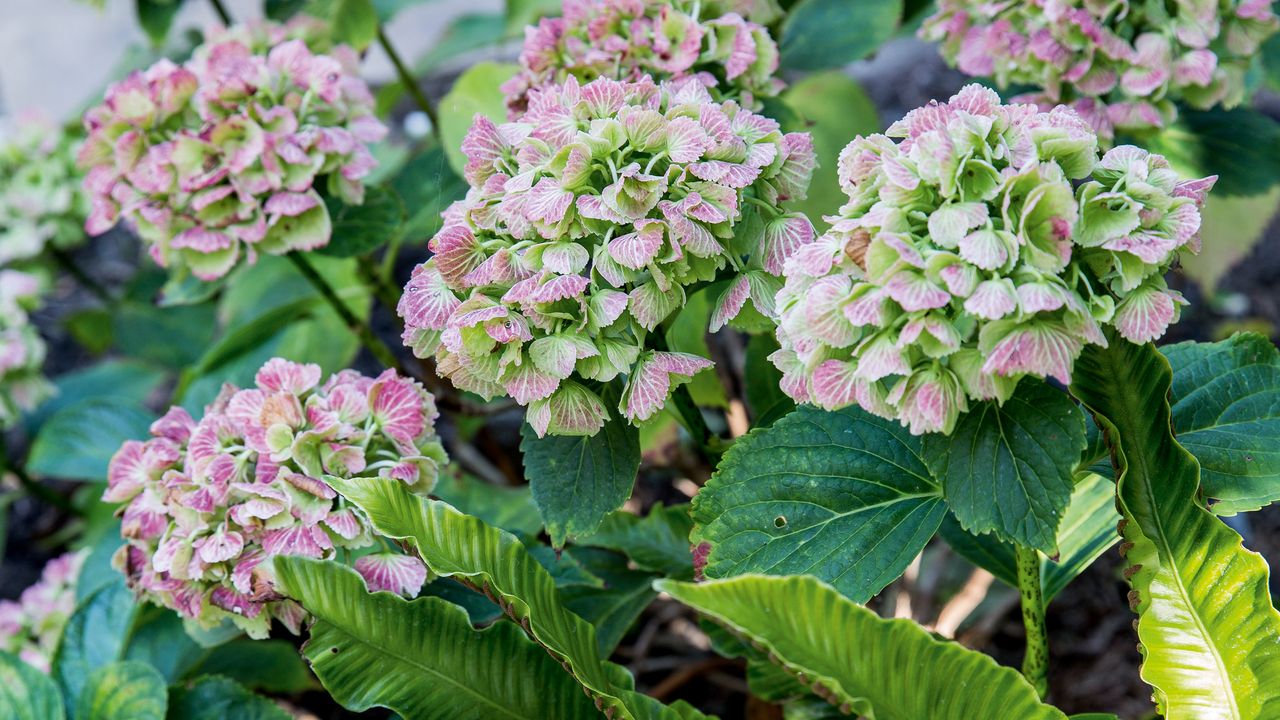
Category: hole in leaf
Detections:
[{"x1": 774, "y1": 515, "x2": 787, "y2": 528}]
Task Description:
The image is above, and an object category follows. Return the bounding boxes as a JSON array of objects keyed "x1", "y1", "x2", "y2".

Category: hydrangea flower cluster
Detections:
[
  {"x1": 0, "y1": 270, "x2": 53, "y2": 427},
  {"x1": 502, "y1": 0, "x2": 784, "y2": 117},
  {"x1": 0, "y1": 116, "x2": 89, "y2": 264},
  {"x1": 398, "y1": 75, "x2": 815, "y2": 436},
  {"x1": 78, "y1": 21, "x2": 387, "y2": 281},
  {"x1": 772, "y1": 85, "x2": 1214, "y2": 435},
  {"x1": 922, "y1": 0, "x2": 1280, "y2": 138},
  {"x1": 104, "y1": 359, "x2": 444, "y2": 637},
  {"x1": 0, "y1": 551, "x2": 85, "y2": 673}
]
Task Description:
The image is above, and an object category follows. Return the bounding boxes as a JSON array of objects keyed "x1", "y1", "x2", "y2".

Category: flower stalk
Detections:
[
  {"x1": 1015, "y1": 544, "x2": 1049, "y2": 698},
  {"x1": 287, "y1": 253, "x2": 405, "y2": 374},
  {"x1": 377, "y1": 27, "x2": 440, "y2": 142}
]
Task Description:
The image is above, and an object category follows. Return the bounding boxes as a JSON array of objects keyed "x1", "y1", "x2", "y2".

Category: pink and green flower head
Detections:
[
  {"x1": 103, "y1": 359, "x2": 445, "y2": 637},
  {"x1": 0, "y1": 269, "x2": 52, "y2": 428},
  {"x1": 503, "y1": 0, "x2": 785, "y2": 117},
  {"x1": 77, "y1": 20, "x2": 386, "y2": 282},
  {"x1": 398, "y1": 75, "x2": 816, "y2": 436},
  {"x1": 922, "y1": 0, "x2": 1280, "y2": 138},
  {"x1": 0, "y1": 551, "x2": 86, "y2": 673},
  {"x1": 0, "y1": 114, "x2": 89, "y2": 264},
  {"x1": 772, "y1": 85, "x2": 1214, "y2": 435}
]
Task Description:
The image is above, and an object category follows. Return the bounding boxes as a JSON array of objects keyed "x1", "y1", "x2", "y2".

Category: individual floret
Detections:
[
  {"x1": 922, "y1": 0, "x2": 1280, "y2": 138},
  {"x1": 398, "y1": 75, "x2": 816, "y2": 436},
  {"x1": 772, "y1": 85, "x2": 1213, "y2": 435},
  {"x1": 0, "y1": 116, "x2": 89, "y2": 264},
  {"x1": 78, "y1": 21, "x2": 387, "y2": 281},
  {"x1": 503, "y1": 0, "x2": 785, "y2": 116},
  {"x1": 103, "y1": 359, "x2": 444, "y2": 637},
  {"x1": 0, "y1": 270, "x2": 52, "y2": 427},
  {"x1": 0, "y1": 551, "x2": 86, "y2": 673}
]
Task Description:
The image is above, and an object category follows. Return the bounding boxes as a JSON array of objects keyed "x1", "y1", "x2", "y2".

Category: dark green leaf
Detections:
[
  {"x1": 64, "y1": 309, "x2": 114, "y2": 354},
  {"x1": 559, "y1": 547, "x2": 658, "y2": 656},
  {"x1": 76, "y1": 527, "x2": 125, "y2": 603},
  {"x1": 158, "y1": 270, "x2": 225, "y2": 307},
  {"x1": 166, "y1": 676, "x2": 291, "y2": 720},
  {"x1": 372, "y1": 0, "x2": 432, "y2": 21},
  {"x1": 318, "y1": 186, "x2": 406, "y2": 258},
  {"x1": 1162, "y1": 333, "x2": 1280, "y2": 514},
  {"x1": 187, "y1": 639, "x2": 314, "y2": 694},
  {"x1": 924, "y1": 380, "x2": 1087, "y2": 554},
  {"x1": 27, "y1": 400, "x2": 155, "y2": 481},
  {"x1": 1143, "y1": 108, "x2": 1280, "y2": 197},
  {"x1": 0, "y1": 651, "x2": 65, "y2": 720},
  {"x1": 332, "y1": 0, "x2": 380, "y2": 50},
  {"x1": 389, "y1": 146, "x2": 470, "y2": 244},
  {"x1": 112, "y1": 300, "x2": 216, "y2": 369},
  {"x1": 414, "y1": 13, "x2": 507, "y2": 73},
  {"x1": 779, "y1": 0, "x2": 904, "y2": 71},
  {"x1": 274, "y1": 557, "x2": 603, "y2": 719},
  {"x1": 691, "y1": 405, "x2": 945, "y2": 603},
  {"x1": 27, "y1": 361, "x2": 165, "y2": 432},
  {"x1": 520, "y1": 412, "x2": 641, "y2": 547},
  {"x1": 433, "y1": 471, "x2": 542, "y2": 537},
  {"x1": 122, "y1": 609, "x2": 204, "y2": 683},
  {"x1": 744, "y1": 334, "x2": 793, "y2": 427},
  {"x1": 421, "y1": 577, "x2": 504, "y2": 625},
  {"x1": 76, "y1": 662, "x2": 167, "y2": 720},
  {"x1": 580, "y1": 504, "x2": 694, "y2": 579},
  {"x1": 52, "y1": 581, "x2": 140, "y2": 719},
  {"x1": 136, "y1": 0, "x2": 184, "y2": 46}
]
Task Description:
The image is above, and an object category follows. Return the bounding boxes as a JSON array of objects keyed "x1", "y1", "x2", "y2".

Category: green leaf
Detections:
[
  {"x1": 76, "y1": 662, "x2": 166, "y2": 720},
  {"x1": 414, "y1": 13, "x2": 507, "y2": 74},
  {"x1": 52, "y1": 581, "x2": 141, "y2": 719},
  {"x1": 273, "y1": 557, "x2": 603, "y2": 719},
  {"x1": 0, "y1": 651, "x2": 65, "y2": 720},
  {"x1": 1162, "y1": 333, "x2": 1280, "y2": 514},
  {"x1": 136, "y1": 0, "x2": 184, "y2": 46},
  {"x1": 27, "y1": 361, "x2": 165, "y2": 432},
  {"x1": 560, "y1": 547, "x2": 659, "y2": 656},
  {"x1": 1178, "y1": 186, "x2": 1280, "y2": 291},
  {"x1": 665, "y1": 289, "x2": 729, "y2": 408},
  {"x1": 372, "y1": 0, "x2": 432, "y2": 21},
  {"x1": 389, "y1": 146, "x2": 469, "y2": 244},
  {"x1": 324, "y1": 475, "x2": 708, "y2": 720},
  {"x1": 166, "y1": 676, "x2": 290, "y2": 720},
  {"x1": 27, "y1": 399, "x2": 155, "y2": 481},
  {"x1": 520, "y1": 412, "x2": 641, "y2": 547},
  {"x1": 923, "y1": 380, "x2": 1087, "y2": 554},
  {"x1": 64, "y1": 308, "x2": 114, "y2": 355},
  {"x1": 658, "y1": 575, "x2": 1066, "y2": 719},
  {"x1": 433, "y1": 471, "x2": 542, "y2": 537},
  {"x1": 332, "y1": 0, "x2": 380, "y2": 50},
  {"x1": 779, "y1": 0, "x2": 904, "y2": 71},
  {"x1": 939, "y1": 472, "x2": 1120, "y2": 601},
  {"x1": 438, "y1": 62, "x2": 518, "y2": 178},
  {"x1": 580, "y1": 504, "x2": 694, "y2": 579},
  {"x1": 504, "y1": 0, "x2": 560, "y2": 34},
  {"x1": 187, "y1": 640, "x2": 314, "y2": 694},
  {"x1": 781, "y1": 72, "x2": 880, "y2": 230},
  {"x1": 122, "y1": 609, "x2": 204, "y2": 683},
  {"x1": 744, "y1": 334, "x2": 793, "y2": 427},
  {"x1": 1143, "y1": 108, "x2": 1280, "y2": 197},
  {"x1": 158, "y1": 270, "x2": 225, "y2": 307},
  {"x1": 1071, "y1": 333, "x2": 1280, "y2": 718},
  {"x1": 691, "y1": 406, "x2": 944, "y2": 603},
  {"x1": 112, "y1": 300, "x2": 216, "y2": 369},
  {"x1": 318, "y1": 185, "x2": 407, "y2": 257}
]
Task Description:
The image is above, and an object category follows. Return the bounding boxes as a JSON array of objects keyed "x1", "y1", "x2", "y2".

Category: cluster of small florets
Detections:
[
  {"x1": 922, "y1": 0, "x2": 1280, "y2": 138},
  {"x1": 502, "y1": 0, "x2": 784, "y2": 117},
  {"x1": 0, "y1": 117, "x2": 88, "y2": 264},
  {"x1": 78, "y1": 20, "x2": 387, "y2": 281},
  {"x1": 0, "y1": 270, "x2": 52, "y2": 427},
  {"x1": 104, "y1": 359, "x2": 443, "y2": 637},
  {"x1": 0, "y1": 551, "x2": 85, "y2": 673},
  {"x1": 398, "y1": 75, "x2": 815, "y2": 436},
  {"x1": 772, "y1": 85, "x2": 1214, "y2": 435}
]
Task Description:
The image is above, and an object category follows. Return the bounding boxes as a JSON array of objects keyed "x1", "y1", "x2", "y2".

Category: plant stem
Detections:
[
  {"x1": 208, "y1": 0, "x2": 232, "y2": 25},
  {"x1": 0, "y1": 436, "x2": 75, "y2": 514},
  {"x1": 377, "y1": 27, "x2": 441, "y2": 141},
  {"x1": 358, "y1": 255, "x2": 403, "y2": 322},
  {"x1": 50, "y1": 247, "x2": 113, "y2": 306},
  {"x1": 1015, "y1": 544, "x2": 1049, "y2": 698},
  {"x1": 287, "y1": 253, "x2": 406, "y2": 374}
]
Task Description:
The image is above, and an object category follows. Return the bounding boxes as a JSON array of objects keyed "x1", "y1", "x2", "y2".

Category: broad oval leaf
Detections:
[
  {"x1": 76, "y1": 662, "x2": 166, "y2": 720},
  {"x1": 779, "y1": 0, "x2": 904, "y2": 71},
  {"x1": 0, "y1": 651, "x2": 64, "y2": 720},
  {"x1": 27, "y1": 400, "x2": 155, "y2": 481},
  {"x1": 26, "y1": 361, "x2": 166, "y2": 433},
  {"x1": 166, "y1": 676, "x2": 291, "y2": 720},
  {"x1": 1162, "y1": 333, "x2": 1280, "y2": 514},
  {"x1": 439, "y1": 62, "x2": 518, "y2": 178},
  {"x1": 1144, "y1": 107, "x2": 1280, "y2": 197},
  {"x1": 325, "y1": 476, "x2": 708, "y2": 720},
  {"x1": 521, "y1": 413, "x2": 641, "y2": 547},
  {"x1": 52, "y1": 580, "x2": 140, "y2": 718},
  {"x1": 580, "y1": 504, "x2": 695, "y2": 580},
  {"x1": 940, "y1": 472, "x2": 1121, "y2": 602},
  {"x1": 691, "y1": 406, "x2": 944, "y2": 603},
  {"x1": 319, "y1": 186, "x2": 406, "y2": 258},
  {"x1": 188, "y1": 639, "x2": 315, "y2": 695},
  {"x1": 657, "y1": 575, "x2": 1065, "y2": 720},
  {"x1": 924, "y1": 380, "x2": 1087, "y2": 555},
  {"x1": 1072, "y1": 333, "x2": 1280, "y2": 718},
  {"x1": 273, "y1": 557, "x2": 602, "y2": 720}
]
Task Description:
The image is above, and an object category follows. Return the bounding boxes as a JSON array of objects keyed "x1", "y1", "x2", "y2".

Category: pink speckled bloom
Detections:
[
  {"x1": 772, "y1": 85, "x2": 1214, "y2": 435},
  {"x1": 78, "y1": 20, "x2": 386, "y2": 281},
  {"x1": 0, "y1": 269, "x2": 52, "y2": 427},
  {"x1": 922, "y1": 0, "x2": 1280, "y2": 138},
  {"x1": 398, "y1": 75, "x2": 815, "y2": 436},
  {"x1": 502, "y1": 0, "x2": 784, "y2": 117},
  {"x1": 103, "y1": 359, "x2": 442, "y2": 637},
  {"x1": 0, "y1": 551, "x2": 86, "y2": 672},
  {"x1": 0, "y1": 115, "x2": 89, "y2": 264}
]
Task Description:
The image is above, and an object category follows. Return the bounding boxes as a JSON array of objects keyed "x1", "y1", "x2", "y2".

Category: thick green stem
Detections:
[
  {"x1": 208, "y1": 0, "x2": 232, "y2": 25},
  {"x1": 287, "y1": 253, "x2": 405, "y2": 374},
  {"x1": 1015, "y1": 544, "x2": 1049, "y2": 698},
  {"x1": 50, "y1": 247, "x2": 114, "y2": 306},
  {"x1": 377, "y1": 27, "x2": 441, "y2": 141}
]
